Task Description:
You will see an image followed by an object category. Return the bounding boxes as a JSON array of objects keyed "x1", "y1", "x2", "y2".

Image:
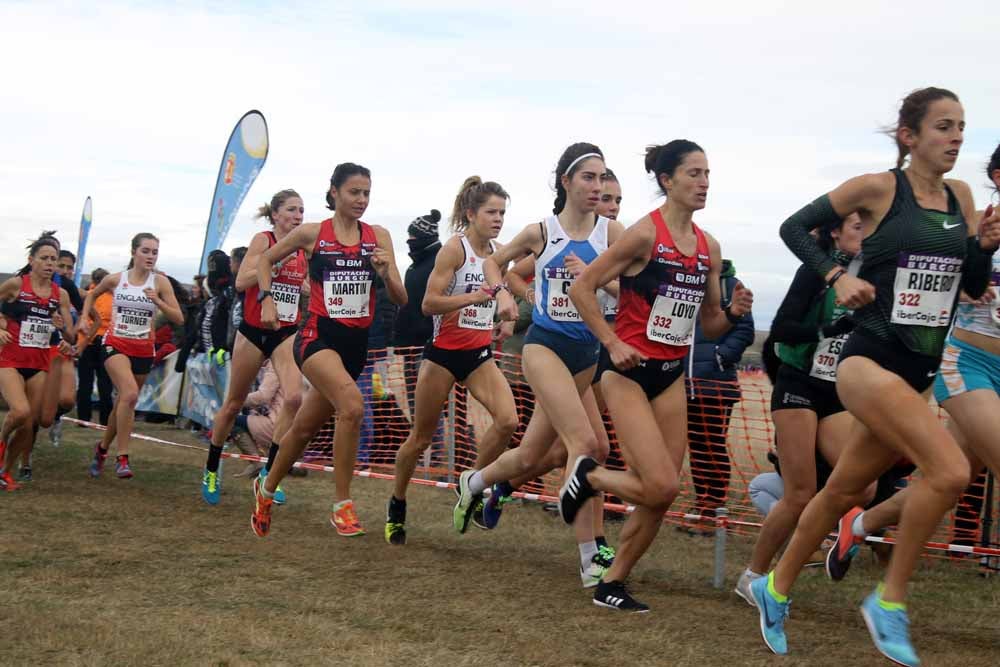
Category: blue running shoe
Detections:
[
  {"x1": 860, "y1": 589, "x2": 920, "y2": 666},
  {"x1": 201, "y1": 463, "x2": 222, "y2": 505},
  {"x1": 481, "y1": 483, "x2": 514, "y2": 530},
  {"x1": 750, "y1": 574, "x2": 789, "y2": 656},
  {"x1": 258, "y1": 468, "x2": 286, "y2": 505}
]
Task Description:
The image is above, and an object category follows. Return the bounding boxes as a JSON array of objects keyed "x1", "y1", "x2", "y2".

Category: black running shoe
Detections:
[
  {"x1": 593, "y1": 580, "x2": 649, "y2": 613},
  {"x1": 18, "y1": 466, "x2": 32, "y2": 483},
  {"x1": 558, "y1": 456, "x2": 598, "y2": 525},
  {"x1": 471, "y1": 500, "x2": 487, "y2": 530}
]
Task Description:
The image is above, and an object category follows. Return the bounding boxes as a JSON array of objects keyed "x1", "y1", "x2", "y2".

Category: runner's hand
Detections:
[
  {"x1": 260, "y1": 297, "x2": 279, "y2": 330},
  {"x1": 493, "y1": 320, "x2": 514, "y2": 345},
  {"x1": 563, "y1": 252, "x2": 586, "y2": 277},
  {"x1": 470, "y1": 284, "x2": 497, "y2": 305},
  {"x1": 960, "y1": 288, "x2": 995, "y2": 306},
  {"x1": 729, "y1": 281, "x2": 754, "y2": 317},
  {"x1": 58, "y1": 340, "x2": 75, "y2": 357},
  {"x1": 978, "y1": 205, "x2": 1000, "y2": 251},
  {"x1": 833, "y1": 274, "x2": 875, "y2": 309},
  {"x1": 371, "y1": 247, "x2": 391, "y2": 278},
  {"x1": 0, "y1": 329, "x2": 12, "y2": 346},
  {"x1": 497, "y1": 290, "x2": 517, "y2": 321},
  {"x1": 607, "y1": 337, "x2": 647, "y2": 371}
]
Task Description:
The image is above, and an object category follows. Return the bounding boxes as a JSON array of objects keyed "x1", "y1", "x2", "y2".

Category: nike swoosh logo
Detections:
[
  {"x1": 943, "y1": 222, "x2": 961, "y2": 229},
  {"x1": 762, "y1": 597, "x2": 777, "y2": 628},
  {"x1": 550, "y1": 238, "x2": 564, "y2": 245}
]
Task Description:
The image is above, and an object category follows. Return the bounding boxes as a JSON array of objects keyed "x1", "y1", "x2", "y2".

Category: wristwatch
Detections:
[{"x1": 256, "y1": 289, "x2": 273, "y2": 303}]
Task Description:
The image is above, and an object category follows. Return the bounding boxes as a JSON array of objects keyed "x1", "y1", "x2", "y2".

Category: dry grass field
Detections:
[{"x1": 1, "y1": 416, "x2": 998, "y2": 666}]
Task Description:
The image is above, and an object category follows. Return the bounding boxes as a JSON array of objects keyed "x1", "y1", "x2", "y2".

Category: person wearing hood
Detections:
[{"x1": 684, "y1": 258, "x2": 755, "y2": 528}]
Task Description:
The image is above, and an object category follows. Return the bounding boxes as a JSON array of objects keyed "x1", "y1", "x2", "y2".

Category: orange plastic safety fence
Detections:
[{"x1": 306, "y1": 347, "x2": 1000, "y2": 560}]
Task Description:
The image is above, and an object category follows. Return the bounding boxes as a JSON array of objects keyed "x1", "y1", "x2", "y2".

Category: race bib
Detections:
[
  {"x1": 890, "y1": 253, "x2": 962, "y2": 327},
  {"x1": 646, "y1": 281, "x2": 704, "y2": 346},
  {"x1": 545, "y1": 267, "x2": 580, "y2": 322},
  {"x1": 113, "y1": 307, "x2": 152, "y2": 339},
  {"x1": 809, "y1": 335, "x2": 846, "y2": 382},
  {"x1": 271, "y1": 282, "x2": 301, "y2": 323},
  {"x1": 18, "y1": 315, "x2": 52, "y2": 349},
  {"x1": 323, "y1": 270, "x2": 371, "y2": 319},
  {"x1": 458, "y1": 293, "x2": 495, "y2": 330}
]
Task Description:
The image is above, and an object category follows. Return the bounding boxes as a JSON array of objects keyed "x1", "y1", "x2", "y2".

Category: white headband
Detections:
[{"x1": 564, "y1": 152, "x2": 603, "y2": 175}]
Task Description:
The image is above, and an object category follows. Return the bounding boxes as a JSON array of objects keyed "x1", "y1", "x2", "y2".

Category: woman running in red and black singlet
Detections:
[
  {"x1": 82, "y1": 233, "x2": 184, "y2": 480},
  {"x1": 385, "y1": 176, "x2": 518, "y2": 545},
  {"x1": 0, "y1": 233, "x2": 75, "y2": 491},
  {"x1": 251, "y1": 163, "x2": 407, "y2": 539},
  {"x1": 561, "y1": 140, "x2": 753, "y2": 612},
  {"x1": 200, "y1": 189, "x2": 307, "y2": 506}
]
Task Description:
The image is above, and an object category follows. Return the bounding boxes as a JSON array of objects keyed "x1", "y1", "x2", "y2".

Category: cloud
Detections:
[{"x1": 2, "y1": 0, "x2": 998, "y2": 327}]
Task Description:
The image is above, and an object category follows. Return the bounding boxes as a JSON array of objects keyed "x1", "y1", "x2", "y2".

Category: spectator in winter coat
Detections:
[{"x1": 684, "y1": 258, "x2": 755, "y2": 520}]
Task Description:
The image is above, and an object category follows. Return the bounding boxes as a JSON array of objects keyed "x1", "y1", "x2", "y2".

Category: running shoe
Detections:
[
  {"x1": 827, "y1": 506, "x2": 864, "y2": 582},
  {"x1": 860, "y1": 589, "x2": 919, "y2": 666},
  {"x1": 470, "y1": 500, "x2": 487, "y2": 530},
  {"x1": 592, "y1": 580, "x2": 649, "y2": 613},
  {"x1": 452, "y1": 469, "x2": 482, "y2": 534},
  {"x1": 734, "y1": 570, "x2": 763, "y2": 607},
  {"x1": 750, "y1": 574, "x2": 789, "y2": 655},
  {"x1": 385, "y1": 497, "x2": 406, "y2": 545},
  {"x1": 257, "y1": 468, "x2": 286, "y2": 505},
  {"x1": 481, "y1": 483, "x2": 515, "y2": 530},
  {"x1": 48, "y1": 419, "x2": 63, "y2": 447},
  {"x1": 0, "y1": 470, "x2": 22, "y2": 492},
  {"x1": 115, "y1": 456, "x2": 133, "y2": 479},
  {"x1": 581, "y1": 555, "x2": 609, "y2": 588},
  {"x1": 18, "y1": 466, "x2": 32, "y2": 482},
  {"x1": 251, "y1": 476, "x2": 273, "y2": 538},
  {"x1": 201, "y1": 465, "x2": 222, "y2": 505},
  {"x1": 331, "y1": 501, "x2": 365, "y2": 537},
  {"x1": 558, "y1": 455, "x2": 598, "y2": 525},
  {"x1": 89, "y1": 445, "x2": 108, "y2": 478}
]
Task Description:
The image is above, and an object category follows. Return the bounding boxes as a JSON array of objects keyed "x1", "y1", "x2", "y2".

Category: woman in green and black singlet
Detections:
[
  {"x1": 748, "y1": 87, "x2": 1000, "y2": 666},
  {"x1": 734, "y1": 214, "x2": 865, "y2": 604}
]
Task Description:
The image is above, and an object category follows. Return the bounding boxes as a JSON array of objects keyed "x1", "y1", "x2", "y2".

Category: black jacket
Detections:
[{"x1": 392, "y1": 242, "x2": 440, "y2": 348}]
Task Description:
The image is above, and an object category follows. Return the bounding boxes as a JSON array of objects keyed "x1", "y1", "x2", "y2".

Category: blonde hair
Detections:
[
  {"x1": 450, "y1": 176, "x2": 509, "y2": 233},
  {"x1": 255, "y1": 189, "x2": 301, "y2": 226}
]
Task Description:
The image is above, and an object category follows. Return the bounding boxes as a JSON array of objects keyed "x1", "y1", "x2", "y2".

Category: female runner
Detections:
[
  {"x1": 0, "y1": 234, "x2": 75, "y2": 490},
  {"x1": 200, "y1": 189, "x2": 307, "y2": 505},
  {"x1": 560, "y1": 139, "x2": 752, "y2": 612},
  {"x1": 452, "y1": 143, "x2": 625, "y2": 588},
  {"x1": 251, "y1": 163, "x2": 407, "y2": 538},
  {"x1": 83, "y1": 233, "x2": 184, "y2": 479},
  {"x1": 749, "y1": 87, "x2": 1000, "y2": 666},
  {"x1": 385, "y1": 176, "x2": 518, "y2": 545}
]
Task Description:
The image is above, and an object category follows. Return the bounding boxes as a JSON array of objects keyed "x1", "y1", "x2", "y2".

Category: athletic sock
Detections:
[
  {"x1": 766, "y1": 572, "x2": 788, "y2": 603},
  {"x1": 206, "y1": 444, "x2": 224, "y2": 473},
  {"x1": 852, "y1": 511, "x2": 867, "y2": 537},
  {"x1": 595, "y1": 535, "x2": 609, "y2": 551},
  {"x1": 579, "y1": 541, "x2": 599, "y2": 568},
  {"x1": 468, "y1": 470, "x2": 486, "y2": 495},
  {"x1": 265, "y1": 442, "x2": 279, "y2": 471},
  {"x1": 388, "y1": 496, "x2": 406, "y2": 522},
  {"x1": 260, "y1": 483, "x2": 275, "y2": 499}
]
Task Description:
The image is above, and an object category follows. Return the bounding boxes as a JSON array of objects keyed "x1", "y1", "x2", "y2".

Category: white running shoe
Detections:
[{"x1": 734, "y1": 570, "x2": 763, "y2": 607}]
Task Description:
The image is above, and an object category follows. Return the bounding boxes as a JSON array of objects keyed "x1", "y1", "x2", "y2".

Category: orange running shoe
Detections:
[
  {"x1": 331, "y1": 500, "x2": 365, "y2": 537},
  {"x1": 826, "y1": 506, "x2": 864, "y2": 581},
  {"x1": 251, "y1": 476, "x2": 274, "y2": 538},
  {"x1": 1, "y1": 470, "x2": 22, "y2": 492}
]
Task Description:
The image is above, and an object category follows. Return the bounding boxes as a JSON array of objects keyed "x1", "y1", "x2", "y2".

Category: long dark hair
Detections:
[
  {"x1": 325, "y1": 163, "x2": 371, "y2": 211},
  {"x1": 18, "y1": 231, "x2": 60, "y2": 276},
  {"x1": 552, "y1": 143, "x2": 603, "y2": 214}
]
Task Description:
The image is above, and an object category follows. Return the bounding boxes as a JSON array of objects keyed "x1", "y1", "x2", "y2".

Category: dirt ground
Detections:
[{"x1": 1, "y1": 418, "x2": 997, "y2": 666}]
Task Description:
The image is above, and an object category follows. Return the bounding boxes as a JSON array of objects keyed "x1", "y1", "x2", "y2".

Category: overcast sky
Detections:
[{"x1": 2, "y1": 0, "x2": 998, "y2": 326}]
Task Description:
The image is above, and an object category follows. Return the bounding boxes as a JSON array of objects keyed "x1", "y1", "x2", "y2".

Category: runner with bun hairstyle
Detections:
[
  {"x1": 251, "y1": 163, "x2": 407, "y2": 538},
  {"x1": 199, "y1": 189, "x2": 308, "y2": 505},
  {"x1": 384, "y1": 176, "x2": 518, "y2": 545},
  {"x1": 560, "y1": 139, "x2": 753, "y2": 612}
]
